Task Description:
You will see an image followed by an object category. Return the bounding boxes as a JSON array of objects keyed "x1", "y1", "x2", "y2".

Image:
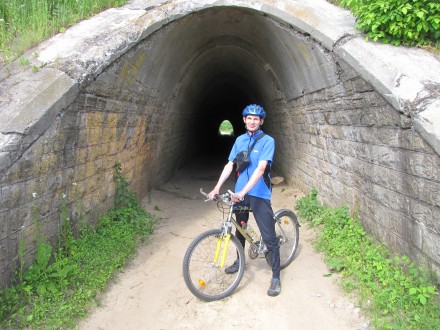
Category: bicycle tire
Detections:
[
  {"x1": 265, "y1": 209, "x2": 299, "y2": 269},
  {"x1": 182, "y1": 228, "x2": 246, "y2": 301}
]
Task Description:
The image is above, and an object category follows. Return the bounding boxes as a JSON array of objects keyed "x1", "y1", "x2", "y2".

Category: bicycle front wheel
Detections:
[
  {"x1": 182, "y1": 229, "x2": 245, "y2": 301},
  {"x1": 266, "y1": 209, "x2": 300, "y2": 269}
]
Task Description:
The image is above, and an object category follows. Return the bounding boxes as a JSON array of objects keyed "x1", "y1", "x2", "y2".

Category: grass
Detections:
[
  {"x1": 295, "y1": 188, "x2": 440, "y2": 329},
  {"x1": 0, "y1": 0, "x2": 128, "y2": 64},
  {"x1": 0, "y1": 163, "x2": 156, "y2": 329}
]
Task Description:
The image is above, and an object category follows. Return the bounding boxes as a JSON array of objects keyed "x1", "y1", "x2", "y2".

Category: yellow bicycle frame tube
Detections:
[{"x1": 213, "y1": 234, "x2": 231, "y2": 267}]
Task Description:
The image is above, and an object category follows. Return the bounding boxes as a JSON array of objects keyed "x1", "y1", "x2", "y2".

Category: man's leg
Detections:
[{"x1": 250, "y1": 196, "x2": 281, "y2": 296}]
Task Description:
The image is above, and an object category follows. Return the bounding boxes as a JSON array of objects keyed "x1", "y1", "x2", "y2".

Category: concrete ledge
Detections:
[
  {"x1": 0, "y1": 68, "x2": 78, "y2": 174},
  {"x1": 414, "y1": 101, "x2": 440, "y2": 155},
  {"x1": 0, "y1": 68, "x2": 78, "y2": 134},
  {"x1": 35, "y1": 7, "x2": 156, "y2": 83},
  {"x1": 336, "y1": 37, "x2": 440, "y2": 154},
  {"x1": 261, "y1": 0, "x2": 357, "y2": 50}
]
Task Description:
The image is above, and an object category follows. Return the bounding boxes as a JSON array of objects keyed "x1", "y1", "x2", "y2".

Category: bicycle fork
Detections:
[{"x1": 213, "y1": 233, "x2": 231, "y2": 267}]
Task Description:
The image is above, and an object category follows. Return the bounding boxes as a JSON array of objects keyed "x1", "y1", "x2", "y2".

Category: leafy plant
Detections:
[
  {"x1": 337, "y1": 0, "x2": 440, "y2": 46},
  {"x1": 0, "y1": 163, "x2": 156, "y2": 328},
  {"x1": 296, "y1": 189, "x2": 440, "y2": 329},
  {"x1": 295, "y1": 187, "x2": 325, "y2": 222},
  {"x1": 113, "y1": 162, "x2": 140, "y2": 209}
]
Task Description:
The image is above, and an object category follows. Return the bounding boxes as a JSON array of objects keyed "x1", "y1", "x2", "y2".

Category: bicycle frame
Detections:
[{"x1": 207, "y1": 191, "x2": 266, "y2": 267}]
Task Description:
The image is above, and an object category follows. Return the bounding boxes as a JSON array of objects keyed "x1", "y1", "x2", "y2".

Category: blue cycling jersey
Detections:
[{"x1": 228, "y1": 130, "x2": 275, "y2": 200}]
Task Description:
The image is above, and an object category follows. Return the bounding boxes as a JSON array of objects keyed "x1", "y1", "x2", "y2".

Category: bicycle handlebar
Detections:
[{"x1": 199, "y1": 188, "x2": 244, "y2": 202}]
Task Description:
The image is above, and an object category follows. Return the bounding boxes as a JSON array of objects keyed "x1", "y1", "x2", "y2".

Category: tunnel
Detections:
[
  {"x1": 82, "y1": 6, "x2": 341, "y2": 183},
  {"x1": 1, "y1": 1, "x2": 440, "y2": 287}
]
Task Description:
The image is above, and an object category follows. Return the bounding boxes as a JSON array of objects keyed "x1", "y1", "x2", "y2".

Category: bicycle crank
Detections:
[{"x1": 248, "y1": 244, "x2": 259, "y2": 259}]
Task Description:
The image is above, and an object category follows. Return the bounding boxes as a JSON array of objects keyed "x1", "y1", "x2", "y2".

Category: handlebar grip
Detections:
[
  {"x1": 227, "y1": 190, "x2": 244, "y2": 201},
  {"x1": 200, "y1": 188, "x2": 220, "y2": 201}
]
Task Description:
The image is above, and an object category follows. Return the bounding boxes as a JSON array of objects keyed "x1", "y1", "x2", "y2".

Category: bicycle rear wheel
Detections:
[
  {"x1": 266, "y1": 209, "x2": 300, "y2": 269},
  {"x1": 183, "y1": 229, "x2": 245, "y2": 301}
]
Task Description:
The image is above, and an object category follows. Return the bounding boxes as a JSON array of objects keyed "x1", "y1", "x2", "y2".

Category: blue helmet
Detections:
[{"x1": 242, "y1": 104, "x2": 266, "y2": 118}]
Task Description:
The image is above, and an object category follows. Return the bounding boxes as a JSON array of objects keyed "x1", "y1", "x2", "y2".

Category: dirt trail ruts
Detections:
[{"x1": 79, "y1": 160, "x2": 369, "y2": 330}]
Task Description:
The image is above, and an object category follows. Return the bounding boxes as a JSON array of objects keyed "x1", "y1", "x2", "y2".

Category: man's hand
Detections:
[
  {"x1": 207, "y1": 189, "x2": 220, "y2": 200},
  {"x1": 207, "y1": 161, "x2": 234, "y2": 200},
  {"x1": 230, "y1": 191, "x2": 244, "y2": 202}
]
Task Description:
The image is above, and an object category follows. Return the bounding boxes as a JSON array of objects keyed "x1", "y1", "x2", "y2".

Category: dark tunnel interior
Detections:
[{"x1": 192, "y1": 72, "x2": 265, "y2": 163}]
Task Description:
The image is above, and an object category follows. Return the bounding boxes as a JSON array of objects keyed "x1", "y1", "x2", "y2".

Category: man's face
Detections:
[{"x1": 243, "y1": 115, "x2": 264, "y2": 133}]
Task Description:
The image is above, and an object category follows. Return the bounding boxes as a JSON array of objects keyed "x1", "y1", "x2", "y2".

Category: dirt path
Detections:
[{"x1": 79, "y1": 160, "x2": 368, "y2": 330}]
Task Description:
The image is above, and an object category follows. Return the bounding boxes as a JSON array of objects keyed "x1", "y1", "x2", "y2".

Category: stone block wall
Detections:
[
  {"x1": 269, "y1": 57, "x2": 440, "y2": 274},
  {"x1": 0, "y1": 91, "x2": 167, "y2": 287},
  {"x1": 0, "y1": 25, "x2": 195, "y2": 287}
]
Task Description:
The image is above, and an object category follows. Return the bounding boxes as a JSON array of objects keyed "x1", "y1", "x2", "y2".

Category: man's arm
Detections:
[{"x1": 208, "y1": 161, "x2": 234, "y2": 199}]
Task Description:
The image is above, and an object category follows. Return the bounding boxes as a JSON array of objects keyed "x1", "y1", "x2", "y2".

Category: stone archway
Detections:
[{"x1": 0, "y1": 0, "x2": 439, "y2": 287}]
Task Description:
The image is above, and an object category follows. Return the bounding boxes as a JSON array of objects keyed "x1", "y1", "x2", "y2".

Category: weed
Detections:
[
  {"x1": 17, "y1": 227, "x2": 26, "y2": 284},
  {"x1": 18, "y1": 56, "x2": 29, "y2": 66},
  {"x1": 59, "y1": 193, "x2": 73, "y2": 255}
]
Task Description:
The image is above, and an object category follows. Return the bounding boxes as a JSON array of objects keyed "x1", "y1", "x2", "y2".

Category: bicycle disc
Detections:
[
  {"x1": 183, "y1": 229, "x2": 245, "y2": 301},
  {"x1": 265, "y1": 209, "x2": 299, "y2": 269}
]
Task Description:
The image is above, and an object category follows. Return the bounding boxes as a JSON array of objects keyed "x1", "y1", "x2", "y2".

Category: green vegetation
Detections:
[
  {"x1": 0, "y1": 163, "x2": 156, "y2": 329},
  {"x1": 295, "y1": 188, "x2": 440, "y2": 329},
  {"x1": 1, "y1": 0, "x2": 439, "y2": 63},
  {"x1": 0, "y1": 0, "x2": 128, "y2": 63},
  {"x1": 332, "y1": 0, "x2": 439, "y2": 50},
  {"x1": 219, "y1": 120, "x2": 234, "y2": 135}
]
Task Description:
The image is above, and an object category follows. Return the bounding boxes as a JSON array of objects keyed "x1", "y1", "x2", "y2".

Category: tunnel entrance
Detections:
[
  {"x1": 69, "y1": 6, "x2": 339, "y2": 190},
  {"x1": 1, "y1": 2, "x2": 439, "y2": 288},
  {"x1": 139, "y1": 7, "x2": 337, "y2": 175}
]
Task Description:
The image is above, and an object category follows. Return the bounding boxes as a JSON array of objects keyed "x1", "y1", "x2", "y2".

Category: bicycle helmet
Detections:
[{"x1": 242, "y1": 104, "x2": 266, "y2": 118}]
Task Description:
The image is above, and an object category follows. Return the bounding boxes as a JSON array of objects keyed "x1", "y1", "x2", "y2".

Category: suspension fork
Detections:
[
  {"x1": 213, "y1": 234, "x2": 231, "y2": 267},
  {"x1": 213, "y1": 205, "x2": 235, "y2": 267}
]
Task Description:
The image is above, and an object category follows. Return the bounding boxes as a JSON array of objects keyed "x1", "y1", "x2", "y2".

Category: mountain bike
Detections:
[{"x1": 182, "y1": 189, "x2": 300, "y2": 301}]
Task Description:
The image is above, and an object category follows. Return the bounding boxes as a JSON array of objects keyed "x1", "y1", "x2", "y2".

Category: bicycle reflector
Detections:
[
  {"x1": 284, "y1": 220, "x2": 290, "y2": 224},
  {"x1": 198, "y1": 279, "x2": 206, "y2": 287}
]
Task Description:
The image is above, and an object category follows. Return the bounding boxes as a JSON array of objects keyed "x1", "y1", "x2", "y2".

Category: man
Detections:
[{"x1": 208, "y1": 104, "x2": 281, "y2": 297}]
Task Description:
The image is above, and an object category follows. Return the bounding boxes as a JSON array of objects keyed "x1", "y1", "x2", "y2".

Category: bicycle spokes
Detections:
[{"x1": 183, "y1": 229, "x2": 245, "y2": 301}]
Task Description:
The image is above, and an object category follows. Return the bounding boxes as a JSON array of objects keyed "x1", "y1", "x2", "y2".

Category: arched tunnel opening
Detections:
[
  {"x1": 127, "y1": 6, "x2": 336, "y2": 182},
  {"x1": 1, "y1": 3, "x2": 439, "y2": 287}
]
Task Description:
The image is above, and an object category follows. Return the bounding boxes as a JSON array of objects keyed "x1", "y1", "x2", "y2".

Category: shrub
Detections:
[{"x1": 337, "y1": 0, "x2": 440, "y2": 46}]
